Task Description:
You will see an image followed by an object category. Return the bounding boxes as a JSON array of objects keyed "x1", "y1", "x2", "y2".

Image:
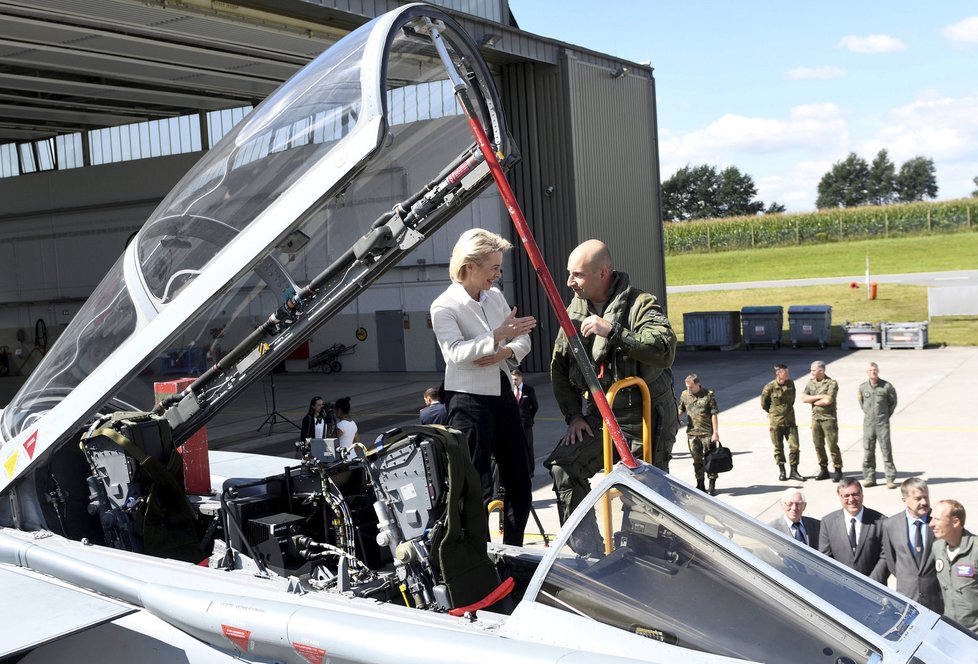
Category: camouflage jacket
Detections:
[
  {"x1": 803, "y1": 376, "x2": 838, "y2": 420},
  {"x1": 551, "y1": 271, "x2": 677, "y2": 440},
  {"x1": 678, "y1": 387, "x2": 718, "y2": 437},
  {"x1": 760, "y1": 378, "x2": 796, "y2": 428}
]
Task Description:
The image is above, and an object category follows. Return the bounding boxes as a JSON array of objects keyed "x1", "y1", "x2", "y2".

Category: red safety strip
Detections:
[{"x1": 448, "y1": 576, "x2": 515, "y2": 617}]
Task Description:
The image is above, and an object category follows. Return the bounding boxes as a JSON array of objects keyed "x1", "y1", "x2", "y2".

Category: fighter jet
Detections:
[{"x1": 1, "y1": 4, "x2": 976, "y2": 663}]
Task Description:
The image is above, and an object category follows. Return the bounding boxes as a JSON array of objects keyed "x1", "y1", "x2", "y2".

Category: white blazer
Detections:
[{"x1": 431, "y1": 282, "x2": 531, "y2": 395}]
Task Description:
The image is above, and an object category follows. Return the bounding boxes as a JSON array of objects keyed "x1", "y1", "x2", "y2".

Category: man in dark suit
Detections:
[
  {"x1": 769, "y1": 488, "x2": 820, "y2": 549},
  {"x1": 419, "y1": 387, "x2": 448, "y2": 425},
  {"x1": 511, "y1": 369, "x2": 539, "y2": 474},
  {"x1": 880, "y1": 477, "x2": 943, "y2": 613},
  {"x1": 819, "y1": 478, "x2": 887, "y2": 580}
]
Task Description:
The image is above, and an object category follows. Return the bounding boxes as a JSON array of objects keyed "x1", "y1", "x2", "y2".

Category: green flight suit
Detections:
[
  {"x1": 934, "y1": 531, "x2": 978, "y2": 634},
  {"x1": 760, "y1": 378, "x2": 800, "y2": 465},
  {"x1": 857, "y1": 378, "x2": 897, "y2": 482},
  {"x1": 546, "y1": 272, "x2": 678, "y2": 555}
]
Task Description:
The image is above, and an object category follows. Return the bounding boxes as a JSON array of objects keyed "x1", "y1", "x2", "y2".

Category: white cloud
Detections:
[
  {"x1": 786, "y1": 66, "x2": 846, "y2": 80},
  {"x1": 837, "y1": 34, "x2": 907, "y2": 54},
  {"x1": 659, "y1": 94, "x2": 978, "y2": 212},
  {"x1": 660, "y1": 104, "x2": 848, "y2": 167},
  {"x1": 943, "y1": 16, "x2": 978, "y2": 44},
  {"x1": 866, "y1": 95, "x2": 978, "y2": 161},
  {"x1": 756, "y1": 160, "x2": 834, "y2": 209}
]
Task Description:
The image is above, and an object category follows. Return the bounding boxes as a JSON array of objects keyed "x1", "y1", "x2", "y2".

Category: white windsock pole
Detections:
[{"x1": 865, "y1": 255, "x2": 870, "y2": 300}]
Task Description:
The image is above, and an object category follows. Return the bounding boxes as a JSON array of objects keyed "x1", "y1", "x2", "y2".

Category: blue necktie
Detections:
[
  {"x1": 792, "y1": 523, "x2": 805, "y2": 543},
  {"x1": 848, "y1": 517, "x2": 857, "y2": 553}
]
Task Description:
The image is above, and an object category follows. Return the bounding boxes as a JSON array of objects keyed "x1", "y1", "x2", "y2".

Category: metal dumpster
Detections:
[
  {"x1": 683, "y1": 311, "x2": 741, "y2": 350},
  {"x1": 841, "y1": 321, "x2": 881, "y2": 350},
  {"x1": 740, "y1": 306, "x2": 784, "y2": 350},
  {"x1": 787, "y1": 305, "x2": 832, "y2": 349},
  {"x1": 882, "y1": 321, "x2": 928, "y2": 349}
]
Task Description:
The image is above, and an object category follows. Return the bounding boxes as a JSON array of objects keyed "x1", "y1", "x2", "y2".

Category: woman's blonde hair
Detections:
[{"x1": 449, "y1": 228, "x2": 512, "y2": 283}]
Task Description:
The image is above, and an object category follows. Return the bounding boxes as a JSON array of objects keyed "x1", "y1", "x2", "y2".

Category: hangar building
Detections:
[{"x1": 0, "y1": 0, "x2": 666, "y2": 375}]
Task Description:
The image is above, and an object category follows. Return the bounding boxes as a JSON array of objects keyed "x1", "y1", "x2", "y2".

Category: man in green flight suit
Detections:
[
  {"x1": 760, "y1": 363, "x2": 804, "y2": 482},
  {"x1": 857, "y1": 362, "x2": 898, "y2": 489},
  {"x1": 678, "y1": 374, "x2": 720, "y2": 495},
  {"x1": 930, "y1": 499, "x2": 978, "y2": 634},
  {"x1": 801, "y1": 360, "x2": 842, "y2": 482},
  {"x1": 546, "y1": 239, "x2": 678, "y2": 556}
]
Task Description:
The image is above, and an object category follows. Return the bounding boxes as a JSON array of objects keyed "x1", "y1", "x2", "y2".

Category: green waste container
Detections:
[
  {"x1": 787, "y1": 305, "x2": 832, "y2": 349},
  {"x1": 740, "y1": 306, "x2": 783, "y2": 350}
]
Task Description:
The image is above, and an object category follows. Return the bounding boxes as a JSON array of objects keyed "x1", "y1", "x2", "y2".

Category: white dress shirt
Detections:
[{"x1": 431, "y1": 282, "x2": 531, "y2": 395}]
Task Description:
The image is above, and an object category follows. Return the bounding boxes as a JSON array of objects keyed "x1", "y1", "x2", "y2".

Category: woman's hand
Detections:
[
  {"x1": 493, "y1": 307, "x2": 536, "y2": 344},
  {"x1": 474, "y1": 346, "x2": 514, "y2": 367}
]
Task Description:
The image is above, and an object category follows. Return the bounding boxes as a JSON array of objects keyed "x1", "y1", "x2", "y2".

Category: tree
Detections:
[
  {"x1": 970, "y1": 175, "x2": 978, "y2": 198},
  {"x1": 662, "y1": 164, "x2": 777, "y2": 220},
  {"x1": 894, "y1": 156, "x2": 938, "y2": 202},
  {"x1": 867, "y1": 149, "x2": 896, "y2": 205},
  {"x1": 815, "y1": 152, "x2": 870, "y2": 209}
]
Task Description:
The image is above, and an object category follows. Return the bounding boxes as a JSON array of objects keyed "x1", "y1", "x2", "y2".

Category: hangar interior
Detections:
[{"x1": 0, "y1": 0, "x2": 666, "y2": 376}]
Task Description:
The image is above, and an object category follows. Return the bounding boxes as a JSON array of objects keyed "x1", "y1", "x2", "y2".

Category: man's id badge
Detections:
[{"x1": 954, "y1": 563, "x2": 974, "y2": 577}]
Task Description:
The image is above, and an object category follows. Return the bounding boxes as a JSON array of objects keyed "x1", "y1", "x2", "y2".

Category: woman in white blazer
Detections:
[{"x1": 431, "y1": 228, "x2": 536, "y2": 545}]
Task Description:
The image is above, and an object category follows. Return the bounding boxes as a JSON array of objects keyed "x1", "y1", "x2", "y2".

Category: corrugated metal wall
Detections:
[
  {"x1": 564, "y1": 52, "x2": 668, "y2": 314},
  {"x1": 500, "y1": 53, "x2": 668, "y2": 373},
  {"x1": 501, "y1": 61, "x2": 575, "y2": 373}
]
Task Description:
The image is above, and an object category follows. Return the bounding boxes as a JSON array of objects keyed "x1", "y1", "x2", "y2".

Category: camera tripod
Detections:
[{"x1": 257, "y1": 371, "x2": 299, "y2": 436}]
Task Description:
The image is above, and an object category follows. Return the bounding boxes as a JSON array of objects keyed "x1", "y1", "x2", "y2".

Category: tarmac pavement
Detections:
[
  {"x1": 194, "y1": 344, "x2": 978, "y2": 550},
  {"x1": 3, "y1": 344, "x2": 976, "y2": 551}
]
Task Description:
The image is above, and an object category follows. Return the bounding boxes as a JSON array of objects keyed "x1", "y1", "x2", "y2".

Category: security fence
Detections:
[{"x1": 664, "y1": 200, "x2": 977, "y2": 254}]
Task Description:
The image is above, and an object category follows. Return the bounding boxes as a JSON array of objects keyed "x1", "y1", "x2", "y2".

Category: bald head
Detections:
[
  {"x1": 570, "y1": 239, "x2": 612, "y2": 271},
  {"x1": 567, "y1": 240, "x2": 614, "y2": 304}
]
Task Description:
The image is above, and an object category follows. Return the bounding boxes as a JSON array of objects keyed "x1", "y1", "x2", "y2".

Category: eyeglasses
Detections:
[
  {"x1": 841, "y1": 493, "x2": 862, "y2": 499},
  {"x1": 784, "y1": 502, "x2": 805, "y2": 507}
]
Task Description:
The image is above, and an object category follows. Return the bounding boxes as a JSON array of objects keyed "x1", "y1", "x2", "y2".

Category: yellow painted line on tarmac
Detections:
[{"x1": 717, "y1": 421, "x2": 978, "y2": 433}]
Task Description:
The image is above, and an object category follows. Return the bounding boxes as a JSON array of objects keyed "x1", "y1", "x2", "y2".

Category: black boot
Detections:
[
  {"x1": 789, "y1": 465, "x2": 805, "y2": 481},
  {"x1": 696, "y1": 478, "x2": 706, "y2": 492},
  {"x1": 778, "y1": 464, "x2": 787, "y2": 481},
  {"x1": 708, "y1": 478, "x2": 717, "y2": 496},
  {"x1": 832, "y1": 468, "x2": 843, "y2": 483},
  {"x1": 814, "y1": 465, "x2": 830, "y2": 480}
]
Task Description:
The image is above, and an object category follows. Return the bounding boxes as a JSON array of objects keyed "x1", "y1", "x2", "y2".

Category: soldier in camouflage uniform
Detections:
[
  {"x1": 801, "y1": 360, "x2": 842, "y2": 482},
  {"x1": 857, "y1": 362, "x2": 898, "y2": 489},
  {"x1": 546, "y1": 240, "x2": 678, "y2": 556},
  {"x1": 760, "y1": 363, "x2": 804, "y2": 482},
  {"x1": 678, "y1": 374, "x2": 720, "y2": 495}
]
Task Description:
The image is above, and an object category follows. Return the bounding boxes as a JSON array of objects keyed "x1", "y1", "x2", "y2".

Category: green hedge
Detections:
[{"x1": 664, "y1": 199, "x2": 977, "y2": 254}]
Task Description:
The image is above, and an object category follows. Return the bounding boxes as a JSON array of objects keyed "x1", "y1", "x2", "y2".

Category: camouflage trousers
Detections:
[
  {"x1": 811, "y1": 418, "x2": 842, "y2": 469},
  {"x1": 770, "y1": 425, "x2": 800, "y2": 466},
  {"x1": 863, "y1": 422, "x2": 897, "y2": 481},
  {"x1": 687, "y1": 435, "x2": 718, "y2": 481}
]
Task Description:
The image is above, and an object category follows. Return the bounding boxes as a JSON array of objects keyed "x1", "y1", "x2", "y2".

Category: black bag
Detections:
[{"x1": 703, "y1": 441, "x2": 733, "y2": 474}]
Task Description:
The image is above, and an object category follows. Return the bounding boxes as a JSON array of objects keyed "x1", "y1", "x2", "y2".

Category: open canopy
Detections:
[{"x1": 0, "y1": 4, "x2": 510, "y2": 492}]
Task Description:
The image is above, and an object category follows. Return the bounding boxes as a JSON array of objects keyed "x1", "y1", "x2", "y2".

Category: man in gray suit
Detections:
[
  {"x1": 819, "y1": 478, "x2": 888, "y2": 580},
  {"x1": 880, "y1": 478, "x2": 944, "y2": 613},
  {"x1": 769, "y1": 488, "x2": 820, "y2": 549}
]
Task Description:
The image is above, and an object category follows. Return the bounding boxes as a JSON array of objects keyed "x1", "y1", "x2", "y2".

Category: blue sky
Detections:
[{"x1": 507, "y1": 1, "x2": 978, "y2": 211}]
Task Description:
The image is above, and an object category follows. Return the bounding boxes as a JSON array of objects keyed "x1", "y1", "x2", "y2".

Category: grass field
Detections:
[
  {"x1": 665, "y1": 232, "x2": 978, "y2": 285},
  {"x1": 665, "y1": 234, "x2": 978, "y2": 346}
]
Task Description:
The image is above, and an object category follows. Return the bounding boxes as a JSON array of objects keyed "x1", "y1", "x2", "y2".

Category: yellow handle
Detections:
[{"x1": 601, "y1": 377, "x2": 653, "y2": 554}]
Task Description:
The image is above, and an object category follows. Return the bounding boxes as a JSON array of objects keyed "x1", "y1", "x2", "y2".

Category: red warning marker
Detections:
[
  {"x1": 293, "y1": 642, "x2": 327, "y2": 664},
  {"x1": 221, "y1": 624, "x2": 251, "y2": 652},
  {"x1": 23, "y1": 431, "x2": 37, "y2": 459}
]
